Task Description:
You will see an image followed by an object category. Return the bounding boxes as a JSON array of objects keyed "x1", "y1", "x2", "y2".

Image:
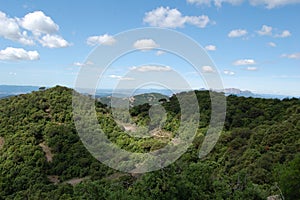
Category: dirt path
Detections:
[
  {"x1": 47, "y1": 175, "x2": 59, "y2": 184},
  {"x1": 39, "y1": 142, "x2": 53, "y2": 162},
  {"x1": 150, "y1": 129, "x2": 171, "y2": 139},
  {"x1": 116, "y1": 120, "x2": 138, "y2": 132},
  {"x1": 122, "y1": 123, "x2": 137, "y2": 132},
  {"x1": 64, "y1": 176, "x2": 90, "y2": 186},
  {"x1": 47, "y1": 176, "x2": 90, "y2": 185},
  {"x1": 0, "y1": 137, "x2": 4, "y2": 150},
  {"x1": 105, "y1": 172, "x2": 126, "y2": 181}
]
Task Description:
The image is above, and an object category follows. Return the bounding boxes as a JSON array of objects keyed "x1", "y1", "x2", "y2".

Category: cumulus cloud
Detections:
[
  {"x1": 233, "y1": 59, "x2": 256, "y2": 66},
  {"x1": 249, "y1": 0, "x2": 300, "y2": 9},
  {"x1": 281, "y1": 52, "x2": 300, "y2": 59},
  {"x1": 275, "y1": 30, "x2": 291, "y2": 38},
  {"x1": 9, "y1": 72, "x2": 17, "y2": 76},
  {"x1": 18, "y1": 11, "x2": 59, "y2": 35},
  {"x1": 87, "y1": 34, "x2": 116, "y2": 46},
  {"x1": 187, "y1": 0, "x2": 300, "y2": 8},
  {"x1": 109, "y1": 75, "x2": 134, "y2": 81},
  {"x1": 268, "y1": 42, "x2": 276, "y2": 47},
  {"x1": 156, "y1": 50, "x2": 166, "y2": 56},
  {"x1": 187, "y1": 0, "x2": 243, "y2": 7},
  {"x1": 0, "y1": 11, "x2": 34, "y2": 45},
  {"x1": 202, "y1": 65, "x2": 215, "y2": 73},
  {"x1": 0, "y1": 10, "x2": 70, "y2": 48},
  {"x1": 133, "y1": 39, "x2": 159, "y2": 50},
  {"x1": 39, "y1": 34, "x2": 70, "y2": 48},
  {"x1": 73, "y1": 62, "x2": 85, "y2": 67},
  {"x1": 228, "y1": 29, "x2": 248, "y2": 38},
  {"x1": 257, "y1": 25, "x2": 273, "y2": 36},
  {"x1": 187, "y1": 0, "x2": 212, "y2": 6},
  {"x1": 143, "y1": 7, "x2": 211, "y2": 28},
  {"x1": 223, "y1": 70, "x2": 235, "y2": 75},
  {"x1": 0, "y1": 47, "x2": 39, "y2": 61},
  {"x1": 185, "y1": 15, "x2": 211, "y2": 28},
  {"x1": 273, "y1": 75, "x2": 300, "y2": 79},
  {"x1": 246, "y1": 66, "x2": 258, "y2": 71},
  {"x1": 73, "y1": 61, "x2": 94, "y2": 67},
  {"x1": 256, "y1": 25, "x2": 291, "y2": 38},
  {"x1": 130, "y1": 65, "x2": 172, "y2": 72},
  {"x1": 205, "y1": 45, "x2": 217, "y2": 51}
]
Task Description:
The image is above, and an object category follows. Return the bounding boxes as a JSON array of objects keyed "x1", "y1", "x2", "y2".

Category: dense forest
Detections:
[{"x1": 0, "y1": 86, "x2": 299, "y2": 199}]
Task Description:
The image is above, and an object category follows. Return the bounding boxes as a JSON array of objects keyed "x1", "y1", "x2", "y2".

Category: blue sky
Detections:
[{"x1": 0, "y1": 0, "x2": 299, "y2": 96}]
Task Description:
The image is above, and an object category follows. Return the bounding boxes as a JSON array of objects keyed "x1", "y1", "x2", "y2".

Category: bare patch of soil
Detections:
[
  {"x1": 39, "y1": 142, "x2": 53, "y2": 162},
  {"x1": 47, "y1": 175, "x2": 59, "y2": 184},
  {"x1": 64, "y1": 176, "x2": 90, "y2": 186},
  {"x1": 0, "y1": 137, "x2": 4, "y2": 150}
]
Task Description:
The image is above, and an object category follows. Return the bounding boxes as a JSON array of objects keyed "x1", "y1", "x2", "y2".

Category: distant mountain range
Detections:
[
  {"x1": 95, "y1": 88, "x2": 298, "y2": 100},
  {"x1": 0, "y1": 85, "x2": 42, "y2": 99},
  {"x1": 0, "y1": 85, "x2": 298, "y2": 100},
  {"x1": 214, "y1": 88, "x2": 298, "y2": 99}
]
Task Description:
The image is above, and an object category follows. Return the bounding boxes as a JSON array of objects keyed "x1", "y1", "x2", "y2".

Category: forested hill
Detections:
[{"x1": 0, "y1": 86, "x2": 299, "y2": 199}]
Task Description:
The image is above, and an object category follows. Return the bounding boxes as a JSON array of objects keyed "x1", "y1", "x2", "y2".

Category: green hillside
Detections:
[{"x1": 0, "y1": 86, "x2": 299, "y2": 199}]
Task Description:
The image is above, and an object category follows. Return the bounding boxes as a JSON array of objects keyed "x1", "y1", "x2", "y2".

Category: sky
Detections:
[{"x1": 0, "y1": 0, "x2": 299, "y2": 96}]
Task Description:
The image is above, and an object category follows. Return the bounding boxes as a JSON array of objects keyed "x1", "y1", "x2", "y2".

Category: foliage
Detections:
[{"x1": 0, "y1": 86, "x2": 299, "y2": 199}]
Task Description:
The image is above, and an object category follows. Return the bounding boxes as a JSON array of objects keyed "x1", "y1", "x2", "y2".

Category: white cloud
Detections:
[
  {"x1": 156, "y1": 50, "x2": 166, "y2": 56},
  {"x1": 233, "y1": 59, "x2": 256, "y2": 66},
  {"x1": 109, "y1": 75, "x2": 121, "y2": 79},
  {"x1": 273, "y1": 75, "x2": 300, "y2": 79},
  {"x1": 143, "y1": 7, "x2": 185, "y2": 28},
  {"x1": 223, "y1": 70, "x2": 235, "y2": 75},
  {"x1": 249, "y1": 0, "x2": 300, "y2": 9},
  {"x1": 18, "y1": 11, "x2": 59, "y2": 35},
  {"x1": 185, "y1": 15, "x2": 210, "y2": 28},
  {"x1": 257, "y1": 25, "x2": 273, "y2": 36},
  {"x1": 73, "y1": 61, "x2": 94, "y2": 67},
  {"x1": 275, "y1": 30, "x2": 291, "y2": 38},
  {"x1": 73, "y1": 62, "x2": 85, "y2": 67},
  {"x1": 268, "y1": 42, "x2": 276, "y2": 47},
  {"x1": 202, "y1": 65, "x2": 215, "y2": 73},
  {"x1": 187, "y1": 0, "x2": 300, "y2": 8},
  {"x1": 130, "y1": 65, "x2": 172, "y2": 72},
  {"x1": 187, "y1": 0, "x2": 243, "y2": 7},
  {"x1": 87, "y1": 34, "x2": 116, "y2": 46},
  {"x1": 133, "y1": 39, "x2": 159, "y2": 50},
  {"x1": 205, "y1": 45, "x2": 217, "y2": 51},
  {"x1": 109, "y1": 75, "x2": 134, "y2": 81},
  {"x1": 0, "y1": 47, "x2": 39, "y2": 61},
  {"x1": 246, "y1": 66, "x2": 258, "y2": 71},
  {"x1": 39, "y1": 34, "x2": 70, "y2": 48},
  {"x1": 0, "y1": 11, "x2": 34, "y2": 45},
  {"x1": 9, "y1": 72, "x2": 17, "y2": 76},
  {"x1": 187, "y1": 0, "x2": 212, "y2": 6},
  {"x1": 0, "y1": 11, "x2": 70, "y2": 48},
  {"x1": 281, "y1": 53, "x2": 300, "y2": 59},
  {"x1": 121, "y1": 77, "x2": 135, "y2": 81},
  {"x1": 215, "y1": 0, "x2": 244, "y2": 6},
  {"x1": 228, "y1": 29, "x2": 248, "y2": 38},
  {"x1": 143, "y1": 7, "x2": 211, "y2": 28},
  {"x1": 256, "y1": 25, "x2": 291, "y2": 38},
  {"x1": 257, "y1": 25, "x2": 292, "y2": 38},
  {"x1": 18, "y1": 32, "x2": 35, "y2": 45}
]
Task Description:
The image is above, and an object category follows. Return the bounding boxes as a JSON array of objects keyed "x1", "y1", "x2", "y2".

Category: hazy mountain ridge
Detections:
[
  {"x1": 215, "y1": 88, "x2": 296, "y2": 99},
  {"x1": 0, "y1": 85, "x2": 42, "y2": 98},
  {"x1": 1, "y1": 85, "x2": 296, "y2": 100}
]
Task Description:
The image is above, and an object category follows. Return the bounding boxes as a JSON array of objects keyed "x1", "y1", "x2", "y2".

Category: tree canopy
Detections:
[{"x1": 0, "y1": 86, "x2": 299, "y2": 199}]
